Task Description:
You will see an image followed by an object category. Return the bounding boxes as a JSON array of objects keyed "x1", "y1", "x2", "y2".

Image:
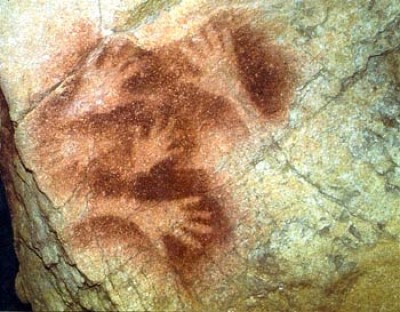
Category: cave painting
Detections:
[{"x1": 19, "y1": 12, "x2": 295, "y2": 288}]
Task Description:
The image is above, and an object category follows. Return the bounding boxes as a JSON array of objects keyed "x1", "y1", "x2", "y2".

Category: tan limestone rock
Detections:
[{"x1": 0, "y1": 1, "x2": 399, "y2": 311}]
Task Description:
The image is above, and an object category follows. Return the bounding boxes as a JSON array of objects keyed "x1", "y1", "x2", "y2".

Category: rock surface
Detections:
[{"x1": 0, "y1": 1, "x2": 399, "y2": 311}]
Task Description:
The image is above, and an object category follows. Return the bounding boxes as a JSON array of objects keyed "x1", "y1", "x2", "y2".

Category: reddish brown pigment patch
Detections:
[
  {"x1": 19, "y1": 11, "x2": 297, "y2": 291},
  {"x1": 72, "y1": 215, "x2": 150, "y2": 248},
  {"x1": 232, "y1": 25, "x2": 293, "y2": 116}
]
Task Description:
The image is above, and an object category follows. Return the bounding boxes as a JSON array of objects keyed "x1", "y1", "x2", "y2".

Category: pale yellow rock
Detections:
[
  {"x1": 0, "y1": 1, "x2": 399, "y2": 311},
  {"x1": 0, "y1": 0, "x2": 101, "y2": 121}
]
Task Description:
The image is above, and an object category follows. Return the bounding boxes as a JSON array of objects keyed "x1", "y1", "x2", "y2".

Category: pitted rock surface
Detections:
[{"x1": 1, "y1": 1, "x2": 399, "y2": 311}]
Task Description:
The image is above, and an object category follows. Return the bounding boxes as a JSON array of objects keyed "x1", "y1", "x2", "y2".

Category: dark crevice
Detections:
[{"x1": 0, "y1": 179, "x2": 32, "y2": 311}]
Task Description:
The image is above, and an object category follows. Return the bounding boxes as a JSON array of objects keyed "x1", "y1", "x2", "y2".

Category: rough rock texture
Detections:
[{"x1": 0, "y1": 1, "x2": 399, "y2": 311}]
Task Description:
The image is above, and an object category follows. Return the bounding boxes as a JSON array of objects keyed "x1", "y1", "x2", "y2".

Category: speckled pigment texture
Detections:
[{"x1": 0, "y1": 1, "x2": 399, "y2": 311}]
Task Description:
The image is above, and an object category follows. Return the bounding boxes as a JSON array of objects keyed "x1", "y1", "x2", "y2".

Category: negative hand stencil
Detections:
[{"x1": 17, "y1": 11, "x2": 295, "y2": 289}]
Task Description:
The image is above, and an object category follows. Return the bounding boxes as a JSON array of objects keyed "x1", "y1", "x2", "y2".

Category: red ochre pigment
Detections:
[{"x1": 19, "y1": 11, "x2": 297, "y2": 290}]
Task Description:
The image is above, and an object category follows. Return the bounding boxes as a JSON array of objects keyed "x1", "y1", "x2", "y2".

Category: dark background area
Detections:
[{"x1": 0, "y1": 179, "x2": 32, "y2": 311}]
